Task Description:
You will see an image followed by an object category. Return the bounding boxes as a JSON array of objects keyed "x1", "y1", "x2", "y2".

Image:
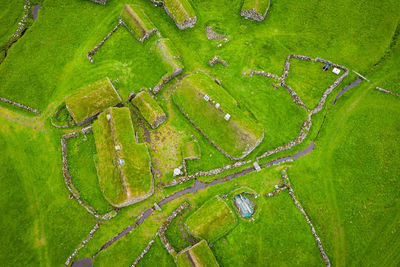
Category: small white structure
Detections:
[
  {"x1": 203, "y1": 94, "x2": 210, "y2": 101},
  {"x1": 224, "y1": 113, "x2": 231, "y2": 121},
  {"x1": 173, "y1": 168, "x2": 182, "y2": 177},
  {"x1": 332, "y1": 67, "x2": 341, "y2": 75},
  {"x1": 253, "y1": 162, "x2": 261, "y2": 172},
  {"x1": 118, "y1": 158, "x2": 125, "y2": 165},
  {"x1": 215, "y1": 103, "x2": 220, "y2": 109},
  {"x1": 106, "y1": 114, "x2": 111, "y2": 121},
  {"x1": 115, "y1": 145, "x2": 121, "y2": 151}
]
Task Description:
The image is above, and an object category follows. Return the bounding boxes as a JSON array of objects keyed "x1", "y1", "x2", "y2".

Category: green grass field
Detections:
[
  {"x1": 0, "y1": 0, "x2": 399, "y2": 266},
  {"x1": 176, "y1": 240, "x2": 219, "y2": 267}
]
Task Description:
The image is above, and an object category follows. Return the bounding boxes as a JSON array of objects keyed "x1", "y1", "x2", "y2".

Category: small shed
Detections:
[{"x1": 234, "y1": 194, "x2": 254, "y2": 218}]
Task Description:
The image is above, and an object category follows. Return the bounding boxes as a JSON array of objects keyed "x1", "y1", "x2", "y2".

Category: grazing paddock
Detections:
[
  {"x1": 120, "y1": 4, "x2": 156, "y2": 42},
  {"x1": 184, "y1": 196, "x2": 237, "y2": 243},
  {"x1": 131, "y1": 90, "x2": 167, "y2": 129},
  {"x1": 92, "y1": 107, "x2": 153, "y2": 207},
  {"x1": 172, "y1": 72, "x2": 264, "y2": 160},
  {"x1": 176, "y1": 240, "x2": 219, "y2": 267},
  {"x1": 285, "y1": 59, "x2": 338, "y2": 109},
  {"x1": 65, "y1": 77, "x2": 122, "y2": 125}
]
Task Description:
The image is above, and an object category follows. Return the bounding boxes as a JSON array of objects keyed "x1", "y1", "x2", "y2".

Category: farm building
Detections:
[
  {"x1": 172, "y1": 72, "x2": 264, "y2": 160},
  {"x1": 176, "y1": 240, "x2": 219, "y2": 267},
  {"x1": 163, "y1": 0, "x2": 197, "y2": 30},
  {"x1": 131, "y1": 90, "x2": 166, "y2": 129},
  {"x1": 87, "y1": 0, "x2": 108, "y2": 4},
  {"x1": 240, "y1": 0, "x2": 271, "y2": 22},
  {"x1": 181, "y1": 140, "x2": 200, "y2": 160},
  {"x1": 151, "y1": 38, "x2": 184, "y2": 94},
  {"x1": 234, "y1": 194, "x2": 254, "y2": 218},
  {"x1": 65, "y1": 77, "x2": 122, "y2": 125},
  {"x1": 120, "y1": 5, "x2": 156, "y2": 43},
  {"x1": 92, "y1": 107, "x2": 154, "y2": 207},
  {"x1": 184, "y1": 196, "x2": 237, "y2": 242}
]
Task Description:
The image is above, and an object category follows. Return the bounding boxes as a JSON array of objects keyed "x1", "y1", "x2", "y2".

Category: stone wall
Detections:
[
  {"x1": 163, "y1": 160, "x2": 251, "y2": 187},
  {"x1": 131, "y1": 239, "x2": 155, "y2": 267},
  {"x1": 152, "y1": 67, "x2": 183, "y2": 95},
  {"x1": 51, "y1": 104, "x2": 75, "y2": 128},
  {"x1": 249, "y1": 54, "x2": 349, "y2": 160},
  {"x1": 65, "y1": 223, "x2": 100, "y2": 266},
  {"x1": 87, "y1": 21, "x2": 122, "y2": 63},
  {"x1": 88, "y1": 0, "x2": 108, "y2": 5},
  {"x1": 61, "y1": 129, "x2": 119, "y2": 220},
  {"x1": 282, "y1": 169, "x2": 331, "y2": 266},
  {"x1": 376, "y1": 87, "x2": 400, "y2": 97},
  {"x1": 0, "y1": 96, "x2": 39, "y2": 114},
  {"x1": 158, "y1": 202, "x2": 190, "y2": 255}
]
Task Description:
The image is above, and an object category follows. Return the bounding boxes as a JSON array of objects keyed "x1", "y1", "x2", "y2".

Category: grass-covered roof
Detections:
[
  {"x1": 172, "y1": 72, "x2": 264, "y2": 160},
  {"x1": 120, "y1": 4, "x2": 156, "y2": 42},
  {"x1": 65, "y1": 77, "x2": 122, "y2": 125},
  {"x1": 92, "y1": 107, "x2": 153, "y2": 207},
  {"x1": 131, "y1": 90, "x2": 166, "y2": 129}
]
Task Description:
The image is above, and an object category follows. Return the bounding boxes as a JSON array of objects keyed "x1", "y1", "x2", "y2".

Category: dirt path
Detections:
[
  {"x1": 32, "y1": 4, "x2": 41, "y2": 21},
  {"x1": 92, "y1": 142, "x2": 316, "y2": 256},
  {"x1": 332, "y1": 78, "x2": 363, "y2": 105}
]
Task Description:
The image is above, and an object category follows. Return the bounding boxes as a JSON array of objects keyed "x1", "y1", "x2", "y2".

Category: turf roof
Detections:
[{"x1": 65, "y1": 77, "x2": 122, "y2": 125}]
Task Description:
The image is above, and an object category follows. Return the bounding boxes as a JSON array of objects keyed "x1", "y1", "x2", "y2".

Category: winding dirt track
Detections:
[{"x1": 92, "y1": 142, "x2": 315, "y2": 257}]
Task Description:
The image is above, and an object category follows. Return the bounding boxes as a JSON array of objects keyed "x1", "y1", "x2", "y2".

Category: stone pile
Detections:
[
  {"x1": 65, "y1": 223, "x2": 100, "y2": 266},
  {"x1": 0, "y1": 96, "x2": 38, "y2": 114},
  {"x1": 158, "y1": 202, "x2": 190, "y2": 255},
  {"x1": 87, "y1": 21, "x2": 122, "y2": 63},
  {"x1": 209, "y1": 55, "x2": 227, "y2": 67},
  {"x1": 131, "y1": 239, "x2": 155, "y2": 267},
  {"x1": 205, "y1": 26, "x2": 226, "y2": 40},
  {"x1": 265, "y1": 186, "x2": 288, "y2": 197},
  {"x1": 88, "y1": 0, "x2": 108, "y2": 4},
  {"x1": 282, "y1": 169, "x2": 331, "y2": 266}
]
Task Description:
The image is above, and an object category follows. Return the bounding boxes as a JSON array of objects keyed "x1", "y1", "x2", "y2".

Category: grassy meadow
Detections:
[{"x1": 0, "y1": 0, "x2": 399, "y2": 266}]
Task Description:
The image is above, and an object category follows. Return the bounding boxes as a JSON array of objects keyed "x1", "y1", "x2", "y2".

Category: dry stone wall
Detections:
[
  {"x1": 376, "y1": 87, "x2": 400, "y2": 97},
  {"x1": 87, "y1": 21, "x2": 122, "y2": 63},
  {"x1": 152, "y1": 67, "x2": 183, "y2": 95},
  {"x1": 282, "y1": 169, "x2": 331, "y2": 266},
  {"x1": 65, "y1": 223, "x2": 100, "y2": 266},
  {"x1": 0, "y1": 96, "x2": 39, "y2": 114},
  {"x1": 158, "y1": 202, "x2": 190, "y2": 255},
  {"x1": 61, "y1": 129, "x2": 119, "y2": 220},
  {"x1": 131, "y1": 239, "x2": 155, "y2": 267},
  {"x1": 249, "y1": 55, "x2": 348, "y2": 160},
  {"x1": 163, "y1": 6, "x2": 197, "y2": 30},
  {"x1": 88, "y1": 0, "x2": 108, "y2": 5}
]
